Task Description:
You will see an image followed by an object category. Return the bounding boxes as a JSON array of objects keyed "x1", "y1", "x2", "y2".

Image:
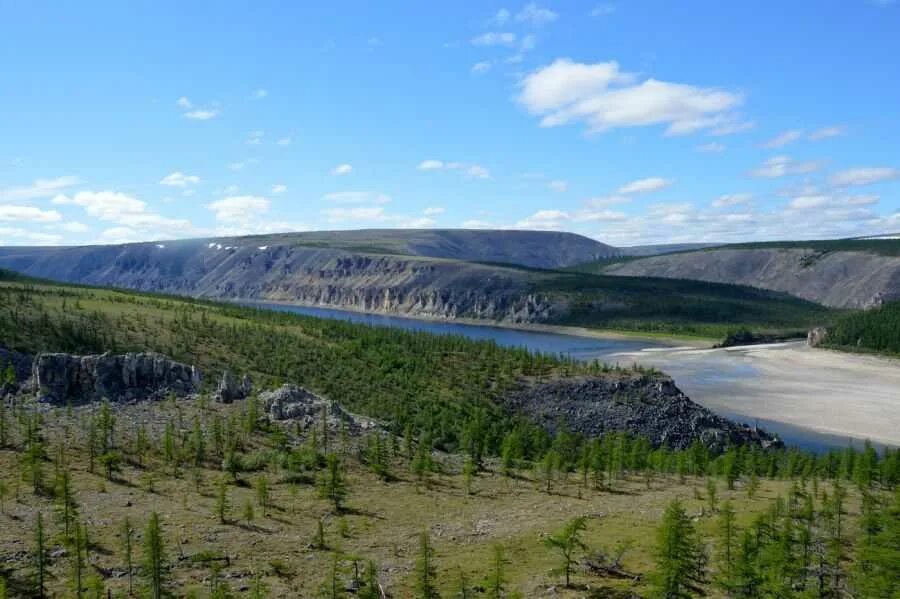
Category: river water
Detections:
[{"x1": 247, "y1": 302, "x2": 891, "y2": 452}]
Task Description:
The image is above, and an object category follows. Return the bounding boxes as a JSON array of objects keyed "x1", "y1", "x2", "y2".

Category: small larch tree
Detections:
[{"x1": 544, "y1": 516, "x2": 587, "y2": 588}]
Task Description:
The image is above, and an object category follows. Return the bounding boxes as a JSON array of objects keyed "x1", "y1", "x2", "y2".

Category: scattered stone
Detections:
[
  {"x1": 259, "y1": 384, "x2": 379, "y2": 433},
  {"x1": 33, "y1": 351, "x2": 201, "y2": 405},
  {"x1": 503, "y1": 374, "x2": 781, "y2": 451}
]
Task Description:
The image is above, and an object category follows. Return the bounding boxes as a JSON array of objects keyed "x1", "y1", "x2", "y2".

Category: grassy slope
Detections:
[
  {"x1": 531, "y1": 271, "x2": 836, "y2": 339},
  {"x1": 0, "y1": 396, "x2": 839, "y2": 598}
]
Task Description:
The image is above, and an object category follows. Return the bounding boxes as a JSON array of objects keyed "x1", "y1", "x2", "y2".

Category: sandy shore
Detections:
[{"x1": 611, "y1": 342, "x2": 900, "y2": 446}]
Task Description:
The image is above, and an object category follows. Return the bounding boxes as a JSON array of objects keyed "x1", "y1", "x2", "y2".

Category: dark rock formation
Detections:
[
  {"x1": 503, "y1": 374, "x2": 780, "y2": 451},
  {"x1": 213, "y1": 370, "x2": 252, "y2": 403},
  {"x1": 0, "y1": 347, "x2": 34, "y2": 396},
  {"x1": 33, "y1": 351, "x2": 201, "y2": 405},
  {"x1": 259, "y1": 384, "x2": 378, "y2": 432}
]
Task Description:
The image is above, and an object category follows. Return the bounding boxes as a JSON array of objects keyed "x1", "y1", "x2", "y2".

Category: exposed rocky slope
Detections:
[
  {"x1": 606, "y1": 247, "x2": 900, "y2": 308},
  {"x1": 0, "y1": 238, "x2": 566, "y2": 322},
  {"x1": 504, "y1": 374, "x2": 780, "y2": 450},
  {"x1": 32, "y1": 351, "x2": 201, "y2": 405}
]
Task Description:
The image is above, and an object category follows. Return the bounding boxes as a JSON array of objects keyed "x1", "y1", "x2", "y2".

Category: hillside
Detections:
[
  {"x1": 600, "y1": 240, "x2": 900, "y2": 309},
  {"x1": 0, "y1": 276, "x2": 897, "y2": 598},
  {"x1": 822, "y1": 299, "x2": 900, "y2": 355},
  {"x1": 0, "y1": 235, "x2": 834, "y2": 339}
]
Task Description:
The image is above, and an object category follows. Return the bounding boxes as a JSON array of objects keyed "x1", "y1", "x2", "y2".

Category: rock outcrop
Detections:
[
  {"x1": 33, "y1": 351, "x2": 201, "y2": 405},
  {"x1": 503, "y1": 374, "x2": 780, "y2": 451},
  {"x1": 807, "y1": 327, "x2": 828, "y2": 347},
  {"x1": 213, "y1": 370, "x2": 252, "y2": 403},
  {"x1": 0, "y1": 347, "x2": 33, "y2": 396},
  {"x1": 260, "y1": 384, "x2": 379, "y2": 433}
]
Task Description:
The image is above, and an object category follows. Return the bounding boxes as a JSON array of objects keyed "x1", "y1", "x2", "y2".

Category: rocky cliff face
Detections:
[
  {"x1": 606, "y1": 248, "x2": 900, "y2": 309},
  {"x1": 33, "y1": 351, "x2": 201, "y2": 405},
  {"x1": 503, "y1": 374, "x2": 780, "y2": 450},
  {"x1": 0, "y1": 240, "x2": 565, "y2": 323}
]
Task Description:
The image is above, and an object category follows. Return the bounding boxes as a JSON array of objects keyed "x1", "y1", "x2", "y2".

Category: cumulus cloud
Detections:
[
  {"x1": 331, "y1": 164, "x2": 353, "y2": 176},
  {"x1": 712, "y1": 194, "x2": 752, "y2": 208},
  {"x1": 750, "y1": 155, "x2": 821, "y2": 178},
  {"x1": 548, "y1": 180, "x2": 568, "y2": 192},
  {"x1": 60, "y1": 221, "x2": 90, "y2": 233},
  {"x1": 519, "y1": 59, "x2": 743, "y2": 135},
  {"x1": 246, "y1": 130, "x2": 264, "y2": 145},
  {"x1": 159, "y1": 171, "x2": 200, "y2": 187},
  {"x1": 829, "y1": 167, "x2": 899, "y2": 186},
  {"x1": 176, "y1": 97, "x2": 193, "y2": 109},
  {"x1": 321, "y1": 205, "x2": 435, "y2": 228},
  {"x1": 0, "y1": 226, "x2": 63, "y2": 245},
  {"x1": 590, "y1": 3, "x2": 616, "y2": 16},
  {"x1": 0, "y1": 176, "x2": 80, "y2": 201},
  {"x1": 515, "y1": 3, "x2": 559, "y2": 26},
  {"x1": 417, "y1": 160, "x2": 490, "y2": 179},
  {"x1": 53, "y1": 190, "x2": 192, "y2": 231},
  {"x1": 763, "y1": 129, "x2": 803, "y2": 148},
  {"x1": 584, "y1": 195, "x2": 631, "y2": 208},
  {"x1": 423, "y1": 206, "x2": 445, "y2": 216},
  {"x1": 617, "y1": 177, "x2": 672, "y2": 194},
  {"x1": 809, "y1": 126, "x2": 845, "y2": 141},
  {"x1": 271, "y1": 184, "x2": 287, "y2": 194},
  {"x1": 472, "y1": 32, "x2": 517, "y2": 47},
  {"x1": 208, "y1": 196, "x2": 270, "y2": 222},
  {"x1": 322, "y1": 191, "x2": 391, "y2": 205},
  {"x1": 516, "y1": 209, "x2": 569, "y2": 230},
  {"x1": 0, "y1": 205, "x2": 62, "y2": 223},
  {"x1": 490, "y1": 8, "x2": 511, "y2": 25},
  {"x1": 471, "y1": 61, "x2": 492, "y2": 75},
  {"x1": 184, "y1": 109, "x2": 219, "y2": 120},
  {"x1": 696, "y1": 142, "x2": 726, "y2": 153}
]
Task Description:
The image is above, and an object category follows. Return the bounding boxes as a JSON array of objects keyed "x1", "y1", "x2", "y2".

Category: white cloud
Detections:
[
  {"x1": 276, "y1": 137, "x2": 292, "y2": 146},
  {"x1": 709, "y1": 120, "x2": 755, "y2": 136},
  {"x1": 321, "y1": 205, "x2": 435, "y2": 228},
  {"x1": 159, "y1": 171, "x2": 200, "y2": 187},
  {"x1": 331, "y1": 163, "x2": 353, "y2": 176},
  {"x1": 228, "y1": 162, "x2": 246, "y2": 171},
  {"x1": 750, "y1": 155, "x2": 821, "y2": 178},
  {"x1": 808, "y1": 126, "x2": 845, "y2": 141},
  {"x1": 763, "y1": 129, "x2": 803, "y2": 148},
  {"x1": 584, "y1": 195, "x2": 631, "y2": 208},
  {"x1": 418, "y1": 160, "x2": 490, "y2": 179},
  {"x1": 0, "y1": 226, "x2": 62, "y2": 245},
  {"x1": 322, "y1": 191, "x2": 391, "y2": 205},
  {"x1": 519, "y1": 59, "x2": 742, "y2": 135},
  {"x1": 697, "y1": 142, "x2": 726, "y2": 153},
  {"x1": 471, "y1": 61, "x2": 492, "y2": 75},
  {"x1": 417, "y1": 160, "x2": 445, "y2": 170},
  {"x1": 0, "y1": 176, "x2": 80, "y2": 201},
  {"x1": 184, "y1": 109, "x2": 220, "y2": 121},
  {"x1": 829, "y1": 167, "x2": 899, "y2": 187},
  {"x1": 516, "y1": 209, "x2": 570, "y2": 230},
  {"x1": 788, "y1": 194, "x2": 879, "y2": 211},
  {"x1": 246, "y1": 130, "x2": 264, "y2": 145},
  {"x1": 271, "y1": 184, "x2": 287, "y2": 195},
  {"x1": 0, "y1": 205, "x2": 62, "y2": 223},
  {"x1": 712, "y1": 194, "x2": 752, "y2": 208},
  {"x1": 617, "y1": 177, "x2": 672, "y2": 194},
  {"x1": 423, "y1": 206, "x2": 445, "y2": 216},
  {"x1": 466, "y1": 165, "x2": 491, "y2": 179},
  {"x1": 60, "y1": 221, "x2": 90, "y2": 233},
  {"x1": 176, "y1": 97, "x2": 193, "y2": 109},
  {"x1": 99, "y1": 226, "x2": 141, "y2": 244},
  {"x1": 515, "y1": 3, "x2": 558, "y2": 26},
  {"x1": 590, "y1": 3, "x2": 616, "y2": 16},
  {"x1": 548, "y1": 180, "x2": 568, "y2": 192},
  {"x1": 208, "y1": 196, "x2": 270, "y2": 222},
  {"x1": 491, "y1": 8, "x2": 511, "y2": 25},
  {"x1": 472, "y1": 32, "x2": 517, "y2": 47},
  {"x1": 788, "y1": 195, "x2": 831, "y2": 210},
  {"x1": 574, "y1": 208, "x2": 627, "y2": 222},
  {"x1": 53, "y1": 190, "x2": 191, "y2": 230},
  {"x1": 252, "y1": 88, "x2": 268, "y2": 99}
]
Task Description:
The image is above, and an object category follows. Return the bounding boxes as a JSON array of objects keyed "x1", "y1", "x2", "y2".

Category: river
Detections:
[{"x1": 246, "y1": 302, "x2": 899, "y2": 452}]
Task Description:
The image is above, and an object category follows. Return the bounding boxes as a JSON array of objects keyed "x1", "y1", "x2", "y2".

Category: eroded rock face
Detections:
[
  {"x1": 503, "y1": 374, "x2": 780, "y2": 451},
  {"x1": 0, "y1": 347, "x2": 34, "y2": 396},
  {"x1": 33, "y1": 351, "x2": 201, "y2": 405},
  {"x1": 214, "y1": 370, "x2": 252, "y2": 403},
  {"x1": 259, "y1": 384, "x2": 378, "y2": 433}
]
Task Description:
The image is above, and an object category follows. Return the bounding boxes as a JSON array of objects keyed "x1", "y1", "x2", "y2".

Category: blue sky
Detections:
[{"x1": 1, "y1": 0, "x2": 899, "y2": 247}]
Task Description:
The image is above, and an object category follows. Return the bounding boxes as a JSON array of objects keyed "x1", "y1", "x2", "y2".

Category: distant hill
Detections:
[{"x1": 600, "y1": 239, "x2": 900, "y2": 309}]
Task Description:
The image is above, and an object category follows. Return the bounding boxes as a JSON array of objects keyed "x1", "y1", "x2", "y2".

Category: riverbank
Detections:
[
  {"x1": 239, "y1": 298, "x2": 714, "y2": 347},
  {"x1": 612, "y1": 342, "x2": 900, "y2": 447}
]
